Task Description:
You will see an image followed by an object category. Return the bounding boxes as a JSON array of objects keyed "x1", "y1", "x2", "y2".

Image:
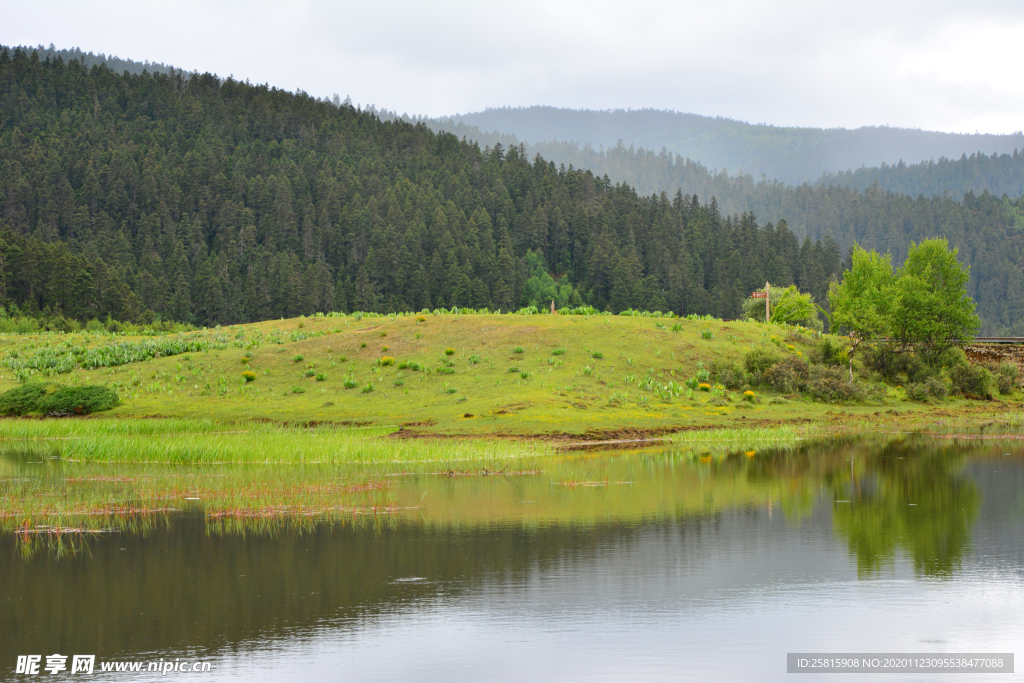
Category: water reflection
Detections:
[
  {"x1": 1, "y1": 436, "x2": 1022, "y2": 681},
  {"x1": 829, "y1": 442, "x2": 981, "y2": 576}
]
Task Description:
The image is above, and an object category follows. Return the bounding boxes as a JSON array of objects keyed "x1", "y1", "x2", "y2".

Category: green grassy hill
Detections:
[{"x1": 1, "y1": 312, "x2": 1006, "y2": 437}]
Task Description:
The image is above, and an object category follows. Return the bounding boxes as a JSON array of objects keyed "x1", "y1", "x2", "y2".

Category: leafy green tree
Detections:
[
  {"x1": 742, "y1": 283, "x2": 821, "y2": 330},
  {"x1": 830, "y1": 239, "x2": 979, "y2": 377},
  {"x1": 890, "y1": 238, "x2": 979, "y2": 363},
  {"x1": 828, "y1": 246, "x2": 895, "y2": 380},
  {"x1": 771, "y1": 286, "x2": 822, "y2": 330},
  {"x1": 521, "y1": 250, "x2": 577, "y2": 309}
]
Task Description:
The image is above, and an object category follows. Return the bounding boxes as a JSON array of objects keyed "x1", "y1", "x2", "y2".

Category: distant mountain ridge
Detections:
[{"x1": 429, "y1": 106, "x2": 1024, "y2": 186}]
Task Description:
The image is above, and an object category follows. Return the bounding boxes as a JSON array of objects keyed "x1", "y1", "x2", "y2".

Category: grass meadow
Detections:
[{"x1": 2, "y1": 311, "x2": 1014, "y2": 438}]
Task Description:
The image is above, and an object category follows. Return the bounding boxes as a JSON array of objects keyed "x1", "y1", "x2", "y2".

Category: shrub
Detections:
[
  {"x1": 242, "y1": 371, "x2": 256, "y2": 383},
  {"x1": 744, "y1": 347, "x2": 780, "y2": 375},
  {"x1": 0, "y1": 383, "x2": 51, "y2": 415},
  {"x1": 938, "y1": 347, "x2": 970, "y2": 368},
  {"x1": 698, "y1": 382, "x2": 711, "y2": 392},
  {"x1": 591, "y1": 351, "x2": 603, "y2": 359},
  {"x1": 984, "y1": 362, "x2": 1020, "y2": 395},
  {"x1": 507, "y1": 366, "x2": 520, "y2": 373},
  {"x1": 805, "y1": 366, "x2": 862, "y2": 402},
  {"x1": 343, "y1": 378, "x2": 358, "y2": 389},
  {"x1": 711, "y1": 361, "x2": 746, "y2": 390},
  {"x1": 393, "y1": 378, "x2": 404, "y2": 386},
  {"x1": 315, "y1": 373, "x2": 326, "y2": 382},
  {"x1": 468, "y1": 355, "x2": 481, "y2": 364},
  {"x1": 950, "y1": 363, "x2": 995, "y2": 399},
  {"x1": 520, "y1": 371, "x2": 531, "y2": 379},
  {"x1": 13, "y1": 385, "x2": 120, "y2": 416},
  {"x1": 553, "y1": 348, "x2": 567, "y2": 355},
  {"x1": 905, "y1": 383, "x2": 928, "y2": 401},
  {"x1": 512, "y1": 346, "x2": 524, "y2": 354},
  {"x1": 416, "y1": 316, "x2": 426, "y2": 322},
  {"x1": 291, "y1": 386, "x2": 306, "y2": 394},
  {"x1": 361, "y1": 382, "x2": 375, "y2": 393},
  {"x1": 381, "y1": 346, "x2": 389, "y2": 352},
  {"x1": 304, "y1": 369, "x2": 316, "y2": 377},
  {"x1": 925, "y1": 376, "x2": 949, "y2": 399},
  {"x1": 813, "y1": 338, "x2": 849, "y2": 367},
  {"x1": 764, "y1": 357, "x2": 809, "y2": 393},
  {"x1": 241, "y1": 355, "x2": 251, "y2": 364},
  {"x1": 379, "y1": 356, "x2": 396, "y2": 366},
  {"x1": 444, "y1": 348, "x2": 455, "y2": 356},
  {"x1": 582, "y1": 367, "x2": 592, "y2": 376},
  {"x1": 437, "y1": 367, "x2": 455, "y2": 375},
  {"x1": 907, "y1": 377, "x2": 950, "y2": 402},
  {"x1": 865, "y1": 346, "x2": 942, "y2": 384},
  {"x1": 292, "y1": 355, "x2": 304, "y2": 363},
  {"x1": 701, "y1": 328, "x2": 714, "y2": 339},
  {"x1": 743, "y1": 390, "x2": 756, "y2": 402}
]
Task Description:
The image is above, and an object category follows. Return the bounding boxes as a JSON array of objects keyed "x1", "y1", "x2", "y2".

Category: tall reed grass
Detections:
[{"x1": 0, "y1": 418, "x2": 550, "y2": 464}]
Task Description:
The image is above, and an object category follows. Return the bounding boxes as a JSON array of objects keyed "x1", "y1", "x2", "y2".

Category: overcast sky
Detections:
[{"x1": 2, "y1": 0, "x2": 1023, "y2": 134}]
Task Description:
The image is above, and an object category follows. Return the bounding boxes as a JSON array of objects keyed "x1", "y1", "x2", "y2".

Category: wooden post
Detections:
[
  {"x1": 550, "y1": 300, "x2": 555, "y2": 314},
  {"x1": 765, "y1": 282, "x2": 770, "y2": 323}
]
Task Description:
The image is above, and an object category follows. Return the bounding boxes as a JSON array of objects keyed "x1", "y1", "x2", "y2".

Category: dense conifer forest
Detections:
[
  {"x1": 2, "y1": 46, "x2": 1024, "y2": 334},
  {"x1": 0, "y1": 48, "x2": 841, "y2": 328}
]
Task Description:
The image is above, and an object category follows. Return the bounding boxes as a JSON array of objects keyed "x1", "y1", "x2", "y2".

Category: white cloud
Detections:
[{"x1": 1, "y1": 0, "x2": 1022, "y2": 133}]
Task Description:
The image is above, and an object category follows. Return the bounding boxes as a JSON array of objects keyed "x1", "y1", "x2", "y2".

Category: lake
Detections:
[{"x1": 2, "y1": 436, "x2": 1022, "y2": 681}]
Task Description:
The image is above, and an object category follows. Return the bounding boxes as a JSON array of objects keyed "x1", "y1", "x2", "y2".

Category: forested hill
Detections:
[
  {"x1": 819, "y1": 151, "x2": 1024, "y2": 199},
  {"x1": 429, "y1": 107, "x2": 1024, "y2": 186},
  {"x1": 415, "y1": 119, "x2": 1024, "y2": 209},
  {"x1": 0, "y1": 47, "x2": 843, "y2": 327},
  {"x1": 6, "y1": 43, "x2": 180, "y2": 78},
  {"x1": 426, "y1": 117, "x2": 1024, "y2": 203},
  {"x1": 2, "y1": 47, "x2": 1024, "y2": 335}
]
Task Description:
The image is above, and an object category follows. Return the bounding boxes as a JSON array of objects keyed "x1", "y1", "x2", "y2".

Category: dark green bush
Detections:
[
  {"x1": 950, "y1": 364, "x2": 995, "y2": 399},
  {"x1": 864, "y1": 346, "x2": 914, "y2": 382},
  {"x1": 925, "y1": 376, "x2": 950, "y2": 399},
  {"x1": 937, "y1": 347, "x2": 970, "y2": 369},
  {"x1": 907, "y1": 376, "x2": 950, "y2": 402},
  {"x1": 906, "y1": 383, "x2": 929, "y2": 402},
  {"x1": 36, "y1": 385, "x2": 120, "y2": 416},
  {"x1": 0, "y1": 383, "x2": 51, "y2": 415},
  {"x1": 984, "y1": 362, "x2": 1020, "y2": 395},
  {"x1": 812, "y1": 338, "x2": 849, "y2": 367},
  {"x1": 806, "y1": 366, "x2": 863, "y2": 402},
  {"x1": 710, "y1": 361, "x2": 746, "y2": 390},
  {"x1": 866, "y1": 344, "x2": 960, "y2": 385},
  {"x1": 763, "y1": 357, "x2": 809, "y2": 393},
  {"x1": 744, "y1": 347, "x2": 781, "y2": 375}
]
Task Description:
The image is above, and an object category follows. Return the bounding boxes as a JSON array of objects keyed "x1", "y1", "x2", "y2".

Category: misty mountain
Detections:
[{"x1": 427, "y1": 106, "x2": 1024, "y2": 186}]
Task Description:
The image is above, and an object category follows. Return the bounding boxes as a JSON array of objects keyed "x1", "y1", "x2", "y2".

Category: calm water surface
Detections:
[{"x1": 2, "y1": 437, "x2": 1023, "y2": 682}]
